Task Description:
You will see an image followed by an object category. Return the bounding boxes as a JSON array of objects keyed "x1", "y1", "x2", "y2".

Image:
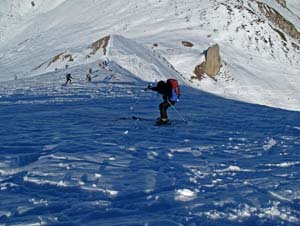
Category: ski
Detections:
[{"x1": 119, "y1": 116, "x2": 180, "y2": 126}]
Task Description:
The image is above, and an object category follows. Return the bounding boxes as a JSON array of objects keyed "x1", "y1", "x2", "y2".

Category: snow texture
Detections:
[
  {"x1": 0, "y1": 66, "x2": 299, "y2": 226},
  {"x1": 0, "y1": 0, "x2": 300, "y2": 110},
  {"x1": 0, "y1": 0, "x2": 300, "y2": 225}
]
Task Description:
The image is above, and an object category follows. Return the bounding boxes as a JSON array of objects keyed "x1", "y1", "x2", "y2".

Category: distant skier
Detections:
[
  {"x1": 103, "y1": 59, "x2": 109, "y2": 68},
  {"x1": 147, "y1": 79, "x2": 180, "y2": 124},
  {"x1": 65, "y1": 73, "x2": 73, "y2": 85},
  {"x1": 99, "y1": 59, "x2": 111, "y2": 71},
  {"x1": 86, "y1": 68, "x2": 92, "y2": 82}
]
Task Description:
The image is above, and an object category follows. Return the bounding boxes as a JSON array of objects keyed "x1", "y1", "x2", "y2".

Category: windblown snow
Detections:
[
  {"x1": 0, "y1": 0, "x2": 300, "y2": 225},
  {"x1": 0, "y1": 0, "x2": 300, "y2": 110}
]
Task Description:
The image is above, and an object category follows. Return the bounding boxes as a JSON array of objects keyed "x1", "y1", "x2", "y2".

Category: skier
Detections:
[
  {"x1": 86, "y1": 68, "x2": 92, "y2": 82},
  {"x1": 148, "y1": 79, "x2": 180, "y2": 124},
  {"x1": 100, "y1": 58, "x2": 112, "y2": 71},
  {"x1": 103, "y1": 59, "x2": 109, "y2": 69},
  {"x1": 65, "y1": 73, "x2": 73, "y2": 85}
]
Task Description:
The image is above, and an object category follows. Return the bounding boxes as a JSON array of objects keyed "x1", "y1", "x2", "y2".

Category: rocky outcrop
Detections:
[
  {"x1": 205, "y1": 44, "x2": 221, "y2": 77},
  {"x1": 48, "y1": 52, "x2": 65, "y2": 67},
  {"x1": 193, "y1": 62, "x2": 206, "y2": 79},
  {"x1": 32, "y1": 52, "x2": 74, "y2": 71},
  {"x1": 182, "y1": 41, "x2": 194, "y2": 47},
  {"x1": 89, "y1": 35, "x2": 110, "y2": 55},
  {"x1": 193, "y1": 44, "x2": 221, "y2": 80},
  {"x1": 31, "y1": 35, "x2": 111, "y2": 73},
  {"x1": 257, "y1": 1, "x2": 300, "y2": 40}
]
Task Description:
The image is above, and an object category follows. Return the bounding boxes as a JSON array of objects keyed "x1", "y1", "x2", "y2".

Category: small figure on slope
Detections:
[
  {"x1": 65, "y1": 73, "x2": 73, "y2": 85},
  {"x1": 99, "y1": 59, "x2": 110, "y2": 71},
  {"x1": 148, "y1": 78, "x2": 180, "y2": 124},
  {"x1": 86, "y1": 68, "x2": 92, "y2": 82}
]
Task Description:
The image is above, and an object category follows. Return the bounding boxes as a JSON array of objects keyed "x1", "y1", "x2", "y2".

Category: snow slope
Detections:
[
  {"x1": 0, "y1": 0, "x2": 65, "y2": 42},
  {"x1": 1, "y1": 1, "x2": 300, "y2": 225},
  {"x1": 0, "y1": 0, "x2": 300, "y2": 110},
  {"x1": 286, "y1": 0, "x2": 300, "y2": 20},
  {"x1": 0, "y1": 0, "x2": 300, "y2": 226},
  {"x1": 0, "y1": 67, "x2": 299, "y2": 225},
  {"x1": 29, "y1": 35, "x2": 184, "y2": 83}
]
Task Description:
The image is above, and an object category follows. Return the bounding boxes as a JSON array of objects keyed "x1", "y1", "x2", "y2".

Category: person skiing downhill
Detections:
[{"x1": 148, "y1": 79, "x2": 180, "y2": 124}]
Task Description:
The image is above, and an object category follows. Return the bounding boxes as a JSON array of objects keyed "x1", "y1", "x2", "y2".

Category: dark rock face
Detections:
[{"x1": 182, "y1": 41, "x2": 194, "y2": 47}]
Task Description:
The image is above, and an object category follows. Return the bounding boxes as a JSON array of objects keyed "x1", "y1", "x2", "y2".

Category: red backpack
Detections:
[{"x1": 167, "y1": 78, "x2": 181, "y2": 99}]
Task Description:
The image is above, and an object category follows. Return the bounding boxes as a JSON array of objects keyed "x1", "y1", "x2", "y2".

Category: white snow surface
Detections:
[
  {"x1": 0, "y1": 2, "x2": 300, "y2": 224},
  {"x1": 0, "y1": 0, "x2": 300, "y2": 111},
  {"x1": 0, "y1": 71, "x2": 298, "y2": 225}
]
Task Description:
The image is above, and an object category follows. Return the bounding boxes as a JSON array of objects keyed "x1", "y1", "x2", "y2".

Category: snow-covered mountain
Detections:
[
  {"x1": 1, "y1": 1, "x2": 300, "y2": 225},
  {"x1": 0, "y1": 0, "x2": 300, "y2": 110}
]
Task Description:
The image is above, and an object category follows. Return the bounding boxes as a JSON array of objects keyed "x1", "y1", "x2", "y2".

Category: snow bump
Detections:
[{"x1": 174, "y1": 189, "x2": 197, "y2": 202}]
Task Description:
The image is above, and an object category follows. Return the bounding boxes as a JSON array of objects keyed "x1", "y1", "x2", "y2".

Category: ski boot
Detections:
[{"x1": 156, "y1": 117, "x2": 168, "y2": 125}]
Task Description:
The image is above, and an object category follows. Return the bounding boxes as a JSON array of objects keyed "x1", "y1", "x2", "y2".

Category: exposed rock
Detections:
[
  {"x1": 257, "y1": 1, "x2": 300, "y2": 40},
  {"x1": 64, "y1": 54, "x2": 74, "y2": 62},
  {"x1": 193, "y1": 62, "x2": 206, "y2": 79},
  {"x1": 89, "y1": 35, "x2": 110, "y2": 55},
  {"x1": 292, "y1": 42, "x2": 300, "y2": 50},
  {"x1": 182, "y1": 41, "x2": 194, "y2": 47},
  {"x1": 32, "y1": 52, "x2": 74, "y2": 71},
  {"x1": 271, "y1": 26, "x2": 287, "y2": 42},
  {"x1": 48, "y1": 52, "x2": 65, "y2": 67},
  {"x1": 193, "y1": 44, "x2": 221, "y2": 80}
]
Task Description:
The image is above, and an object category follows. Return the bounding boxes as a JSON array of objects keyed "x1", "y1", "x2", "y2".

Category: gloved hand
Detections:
[{"x1": 144, "y1": 83, "x2": 153, "y2": 91}]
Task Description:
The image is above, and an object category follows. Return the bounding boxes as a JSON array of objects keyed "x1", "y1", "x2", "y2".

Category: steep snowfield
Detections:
[
  {"x1": 0, "y1": 0, "x2": 64, "y2": 16},
  {"x1": 286, "y1": 0, "x2": 300, "y2": 19},
  {"x1": 0, "y1": 1, "x2": 300, "y2": 225},
  {"x1": 0, "y1": 67, "x2": 299, "y2": 225},
  {"x1": 0, "y1": 0, "x2": 300, "y2": 110},
  {"x1": 0, "y1": 0, "x2": 65, "y2": 41}
]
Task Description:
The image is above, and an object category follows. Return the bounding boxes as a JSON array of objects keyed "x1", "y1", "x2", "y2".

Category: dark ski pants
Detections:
[
  {"x1": 159, "y1": 100, "x2": 175, "y2": 119},
  {"x1": 66, "y1": 79, "x2": 71, "y2": 85}
]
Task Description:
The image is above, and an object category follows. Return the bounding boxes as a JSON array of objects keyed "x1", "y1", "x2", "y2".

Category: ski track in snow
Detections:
[{"x1": 0, "y1": 73, "x2": 300, "y2": 226}]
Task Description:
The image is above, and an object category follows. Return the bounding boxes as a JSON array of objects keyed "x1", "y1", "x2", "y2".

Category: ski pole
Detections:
[
  {"x1": 130, "y1": 97, "x2": 141, "y2": 110},
  {"x1": 130, "y1": 87, "x2": 148, "y2": 110},
  {"x1": 167, "y1": 100, "x2": 188, "y2": 124}
]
